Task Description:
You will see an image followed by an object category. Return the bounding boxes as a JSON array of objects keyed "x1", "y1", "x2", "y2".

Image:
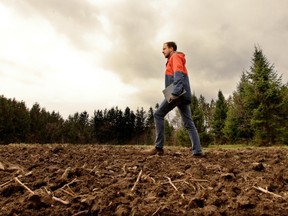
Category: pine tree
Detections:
[
  {"x1": 224, "y1": 72, "x2": 254, "y2": 143},
  {"x1": 145, "y1": 107, "x2": 154, "y2": 145},
  {"x1": 246, "y1": 47, "x2": 284, "y2": 145},
  {"x1": 0, "y1": 96, "x2": 30, "y2": 143},
  {"x1": 225, "y1": 46, "x2": 286, "y2": 145},
  {"x1": 211, "y1": 90, "x2": 228, "y2": 144}
]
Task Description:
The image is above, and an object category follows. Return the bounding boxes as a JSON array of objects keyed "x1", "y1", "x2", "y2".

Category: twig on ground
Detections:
[
  {"x1": 253, "y1": 186, "x2": 282, "y2": 198},
  {"x1": 89, "y1": 166, "x2": 97, "y2": 174},
  {"x1": 122, "y1": 163, "x2": 127, "y2": 175},
  {"x1": 197, "y1": 182, "x2": 205, "y2": 190},
  {"x1": 52, "y1": 196, "x2": 69, "y2": 205},
  {"x1": 61, "y1": 167, "x2": 71, "y2": 179},
  {"x1": 72, "y1": 210, "x2": 89, "y2": 216},
  {"x1": 24, "y1": 171, "x2": 33, "y2": 176},
  {"x1": 190, "y1": 178, "x2": 209, "y2": 182},
  {"x1": 131, "y1": 169, "x2": 143, "y2": 191},
  {"x1": 59, "y1": 178, "x2": 78, "y2": 191},
  {"x1": 165, "y1": 176, "x2": 178, "y2": 191},
  {"x1": 44, "y1": 187, "x2": 51, "y2": 195},
  {"x1": 0, "y1": 179, "x2": 14, "y2": 188},
  {"x1": 0, "y1": 175, "x2": 23, "y2": 188},
  {"x1": 0, "y1": 161, "x2": 5, "y2": 170},
  {"x1": 61, "y1": 188, "x2": 75, "y2": 197},
  {"x1": 162, "y1": 179, "x2": 190, "y2": 185},
  {"x1": 14, "y1": 177, "x2": 34, "y2": 194},
  {"x1": 150, "y1": 176, "x2": 156, "y2": 184},
  {"x1": 152, "y1": 206, "x2": 161, "y2": 216}
]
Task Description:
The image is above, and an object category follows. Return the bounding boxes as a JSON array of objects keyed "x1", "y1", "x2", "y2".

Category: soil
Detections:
[{"x1": 0, "y1": 144, "x2": 287, "y2": 216}]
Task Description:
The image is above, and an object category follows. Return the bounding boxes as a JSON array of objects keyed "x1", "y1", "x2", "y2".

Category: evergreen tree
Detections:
[
  {"x1": 211, "y1": 90, "x2": 228, "y2": 144},
  {"x1": 224, "y1": 72, "x2": 254, "y2": 143},
  {"x1": 121, "y1": 107, "x2": 135, "y2": 143},
  {"x1": 190, "y1": 94, "x2": 207, "y2": 145},
  {"x1": 63, "y1": 111, "x2": 91, "y2": 144},
  {"x1": 164, "y1": 118, "x2": 174, "y2": 145},
  {"x1": 145, "y1": 107, "x2": 154, "y2": 145},
  {"x1": 135, "y1": 107, "x2": 146, "y2": 144},
  {"x1": 198, "y1": 95, "x2": 213, "y2": 146},
  {"x1": 29, "y1": 103, "x2": 49, "y2": 143},
  {"x1": 246, "y1": 47, "x2": 284, "y2": 145},
  {"x1": 225, "y1": 46, "x2": 286, "y2": 145},
  {"x1": 0, "y1": 96, "x2": 30, "y2": 143},
  {"x1": 278, "y1": 84, "x2": 288, "y2": 144},
  {"x1": 44, "y1": 111, "x2": 64, "y2": 143}
]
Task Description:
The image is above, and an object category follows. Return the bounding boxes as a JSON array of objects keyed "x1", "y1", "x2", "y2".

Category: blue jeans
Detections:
[{"x1": 154, "y1": 98, "x2": 203, "y2": 155}]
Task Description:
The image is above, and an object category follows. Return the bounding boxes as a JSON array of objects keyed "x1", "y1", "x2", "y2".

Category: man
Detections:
[{"x1": 144, "y1": 41, "x2": 203, "y2": 156}]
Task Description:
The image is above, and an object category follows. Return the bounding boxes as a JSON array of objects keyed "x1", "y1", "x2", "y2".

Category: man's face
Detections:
[{"x1": 162, "y1": 43, "x2": 174, "y2": 58}]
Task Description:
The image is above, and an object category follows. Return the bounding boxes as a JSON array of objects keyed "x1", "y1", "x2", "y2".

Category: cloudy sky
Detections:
[{"x1": 1, "y1": 0, "x2": 287, "y2": 119}]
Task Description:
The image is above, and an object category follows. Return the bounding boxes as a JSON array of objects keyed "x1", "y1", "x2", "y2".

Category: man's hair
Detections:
[{"x1": 165, "y1": 41, "x2": 177, "y2": 51}]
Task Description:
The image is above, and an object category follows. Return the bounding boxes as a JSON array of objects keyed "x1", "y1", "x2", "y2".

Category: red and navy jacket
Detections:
[{"x1": 165, "y1": 52, "x2": 192, "y2": 102}]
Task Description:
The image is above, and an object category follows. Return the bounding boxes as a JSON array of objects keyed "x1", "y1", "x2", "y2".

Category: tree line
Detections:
[{"x1": 0, "y1": 46, "x2": 287, "y2": 146}]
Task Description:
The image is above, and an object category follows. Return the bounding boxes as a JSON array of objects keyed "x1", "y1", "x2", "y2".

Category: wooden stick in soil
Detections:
[
  {"x1": 162, "y1": 179, "x2": 189, "y2": 185},
  {"x1": 165, "y1": 176, "x2": 178, "y2": 191},
  {"x1": 61, "y1": 188, "x2": 75, "y2": 197},
  {"x1": 52, "y1": 196, "x2": 70, "y2": 205},
  {"x1": 72, "y1": 210, "x2": 89, "y2": 216},
  {"x1": 0, "y1": 175, "x2": 23, "y2": 188},
  {"x1": 0, "y1": 179, "x2": 14, "y2": 188},
  {"x1": 131, "y1": 169, "x2": 143, "y2": 191},
  {"x1": 190, "y1": 178, "x2": 209, "y2": 182},
  {"x1": 253, "y1": 186, "x2": 282, "y2": 198},
  {"x1": 151, "y1": 207, "x2": 161, "y2": 216},
  {"x1": 14, "y1": 177, "x2": 34, "y2": 194}
]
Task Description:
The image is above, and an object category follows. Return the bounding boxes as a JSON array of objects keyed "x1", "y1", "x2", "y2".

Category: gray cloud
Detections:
[
  {"x1": 1, "y1": 0, "x2": 288, "y2": 115},
  {"x1": 1, "y1": 0, "x2": 102, "y2": 50},
  {"x1": 99, "y1": 0, "x2": 164, "y2": 83}
]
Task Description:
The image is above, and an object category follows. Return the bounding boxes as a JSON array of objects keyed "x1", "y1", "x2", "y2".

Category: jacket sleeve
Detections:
[{"x1": 171, "y1": 55, "x2": 185, "y2": 96}]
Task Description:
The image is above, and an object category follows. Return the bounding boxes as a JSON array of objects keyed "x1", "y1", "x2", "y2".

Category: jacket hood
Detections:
[{"x1": 171, "y1": 52, "x2": 186, "y2": 63}]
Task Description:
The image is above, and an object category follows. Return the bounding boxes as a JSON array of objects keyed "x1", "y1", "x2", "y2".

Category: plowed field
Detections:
[{"x1": 0, "y1": 144, "x2": 287, "y2": 216}]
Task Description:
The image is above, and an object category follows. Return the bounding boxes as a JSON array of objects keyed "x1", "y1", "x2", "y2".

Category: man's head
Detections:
[{"x1": 162, "y1": 41, "x2": 177, "y2": 58}]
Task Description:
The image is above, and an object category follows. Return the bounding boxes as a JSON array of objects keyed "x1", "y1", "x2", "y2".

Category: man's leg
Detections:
[
  {"x1": 177, "y1": 102, "x2": 203, "y2": 155},
  {"x1": 154, "y1": 99, "x2": 178, "y2": 148}
]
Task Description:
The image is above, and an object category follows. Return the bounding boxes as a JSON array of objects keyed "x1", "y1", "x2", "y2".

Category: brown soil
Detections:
[{"x1": 0, "y1": 144, "x2": 287, "y2": 216}]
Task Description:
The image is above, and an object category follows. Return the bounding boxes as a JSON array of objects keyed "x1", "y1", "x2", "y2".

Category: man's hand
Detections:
[{"x1": 169, "y1": 95, "x2": 179, "y2": 103}]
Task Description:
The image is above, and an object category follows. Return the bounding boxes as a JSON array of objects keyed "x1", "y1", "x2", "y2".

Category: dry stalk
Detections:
[
  {"x1": 72, "y1": 210, "x2": 89, "y2": 216},
  {"x1": 59, "y1": 178, "x2": 78, "y2": 191},
  {"x1": 150, "y1": 176, "x2": 156, "y2": 184},
  {"x1": 0, "y1": 179, "x2": 14, "y2": 188},
  {"x1": 24, "y1": 171, "x2": 33, "y2": 176},
  {"x1": 52, "y1": 196, "x2": 69, "y2": 205},
  {"x1": 253, "y1": 186, "x2": 282, "y2": 198},
  {"x1": 151, "y1": 206, "x2": 161, "y2": 216},
  {"x1": 14, "y1": 177, "x2": 34, "y2": 194},
  {"x1": 165, "y1": 176, "x2": 178, "y2": 191},
  {"x1": 162, "y1": 179, "x2": 190, "y2": 185},
  {"x1": 61, "y1": 167, "x2": 71, "y2": 179},
  {"x1": 190, "y1": 178, "x2": 209, "y2": 182},
  {"x1": 61, "y1": 188, "x2": 75, "y2": 197},
  {"x1": 0, "y1": 161, "x2": 4, "y2": 170},
  {"x1": 131, "y1": 169, "x2": 143, "y2": 191},
  {"x1": 122, "y1": 163, "x2": 127, "y2": 175},
  {"x1": 89, "y1": 166, "x2": 97, "y2": 174},
  {"x1": 82, "y1": 163, "x2": 87, "y2": 168},
  {"x1": 44, "y1": 187, "x2": 51, "y2": 195},
  {"x1": 197, "y1": 182, "x2": 205, "y2": 190},
  {"x1": 188, "y1": 183, "x2": 196, "y2": 191},
  {"x1": 0, "y1": 175, "x2": 23, "y2": 188}
]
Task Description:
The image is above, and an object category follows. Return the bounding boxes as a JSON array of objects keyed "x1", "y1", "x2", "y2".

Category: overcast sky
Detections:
[{"x1": 1, "y1": 0, "x2": 287, "y2": 119}]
